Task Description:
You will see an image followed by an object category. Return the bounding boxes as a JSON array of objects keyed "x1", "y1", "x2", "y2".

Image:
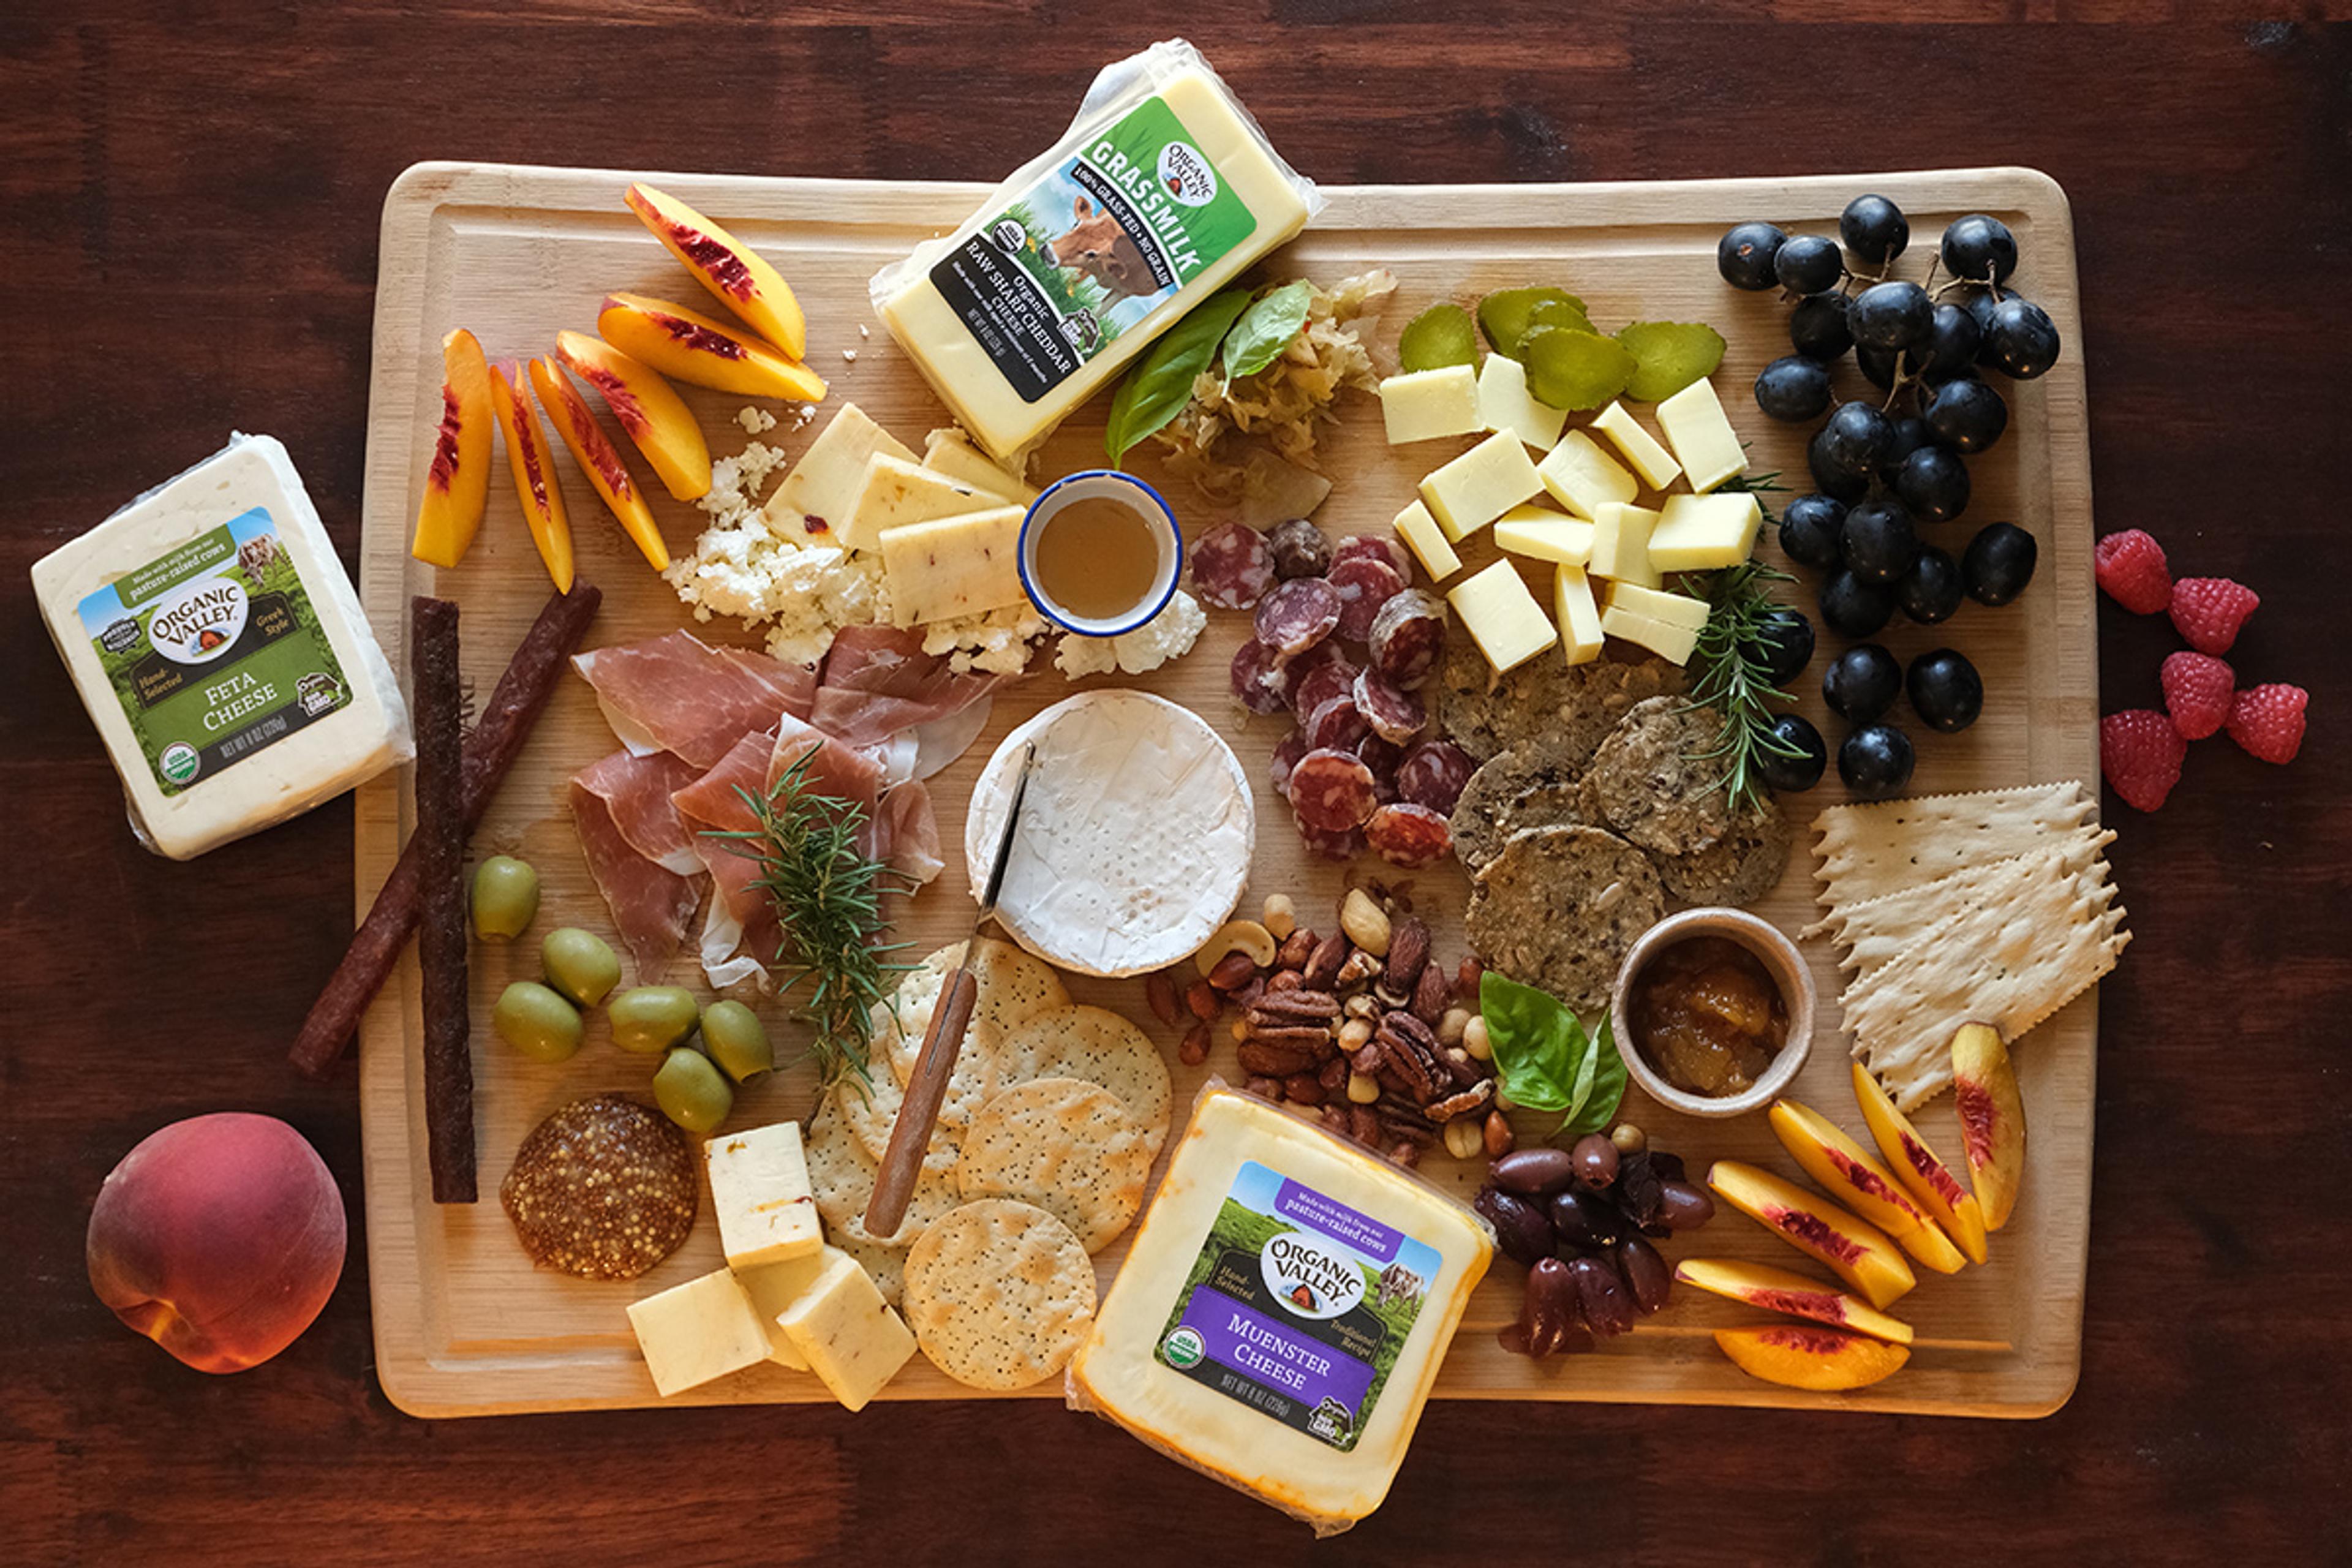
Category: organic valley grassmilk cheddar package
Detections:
[
  {"x1": 873, "y1": 40, "x2": 1321, "y2": 463},
  {"x1": 1068, "y1": 1084, "x2": 1494, "y2": 1535},
  {"x1": 31, "y1": 434, "x2": 410, "y2": 859}
]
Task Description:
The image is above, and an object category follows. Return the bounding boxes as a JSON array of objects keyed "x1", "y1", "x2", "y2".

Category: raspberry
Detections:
[
  {"x1": 2225, "y1": 683, "x2": 2307, "y2": 764},
  {"x1": 2101, "y1": 710, "x2": 2187, "y2": 812},
  {"x1": 2168, "y1": 576, "x2": 2260, "y2": 654},
  {"x1": 2094, "y1": 529, "x2": 2172, "y2": 614},
  {"x1": 2159, "y1": 651, "x2": 2234, "y2": 740}
]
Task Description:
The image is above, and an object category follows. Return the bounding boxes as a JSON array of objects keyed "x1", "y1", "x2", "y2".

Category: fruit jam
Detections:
[{"x1": 1629, "y1": 935, "x2": 1788, "y2": 1097}]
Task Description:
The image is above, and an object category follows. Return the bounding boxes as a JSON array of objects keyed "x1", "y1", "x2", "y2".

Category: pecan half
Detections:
[
  {"x1": 1248, "y1": 988, "x2": 1341, "y2": 1023},
  {"x1": 1423, "y1": 1080, "x2": 1496, "y2": 1121},
  {"x1": 1238, "y1": 1040, "x2": 1323, "y2": 1077}
]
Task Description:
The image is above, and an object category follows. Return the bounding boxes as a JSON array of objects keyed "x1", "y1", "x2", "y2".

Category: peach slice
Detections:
[
  {"x1": 598, "y1": 292, "x2": 826, "y2": 402},
  {"x1": 528, "y1": 356, "x2": 670, "y2": 572},
  {"x1": 1675, "y1": 1258, "x2": 1913, "y2": 1345},
  {"x1": 624, "y1": 183, "x2": 806, "y2": 359},
  {"x1": 1852, "y1": 1060, "x2": 1990, "y2": 1265},
  {"x1": 487, "y1": 359, "x2": 574, "y2": 592},
  {"x1": 1706, "y1": 1160, "x2": 1917, "y2": 1310},
  {"x1": 1714, "y1": 1324, "x2": 1911, "y2": 1393},
  {"x1": 1770, "y1": 1099, "x2": 1966, "y2": 1275},
  {"x1": 553, "y1": 331, "x2": 710, "y2": 502},
  {"x1": 409, "y1": 328, "x2": 495, "y2": 568},
  {"x1": 1951, "y1": 1022, "x2": 2027, "y2": 1232}
]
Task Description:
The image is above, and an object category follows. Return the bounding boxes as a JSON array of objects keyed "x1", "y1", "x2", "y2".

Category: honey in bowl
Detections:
[
  {"x1": 1029, "y1": 496, "x2": 1161, "y2": 624},
  {"x1": 1626, "y1": 935, "x2": 1790, "y2": 1098}
]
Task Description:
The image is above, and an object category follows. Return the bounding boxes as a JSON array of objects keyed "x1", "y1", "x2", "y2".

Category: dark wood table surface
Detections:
[{"x1": 6, "y1": 6, "x2": 2347, "y2": 1563}]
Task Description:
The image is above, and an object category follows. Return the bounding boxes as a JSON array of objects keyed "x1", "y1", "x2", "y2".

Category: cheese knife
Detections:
[{"x1": 865, "y1": 742, "x2": 1036, "y2": 1237}]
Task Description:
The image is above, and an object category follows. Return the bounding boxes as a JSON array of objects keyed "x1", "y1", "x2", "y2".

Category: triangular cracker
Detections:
[
  {"x1": 1803, "y1": 826, "x2": 2116, "y2": 975},
  {"x1": 1811, "y1": 782, "x2": 2098, "y2": 911}
]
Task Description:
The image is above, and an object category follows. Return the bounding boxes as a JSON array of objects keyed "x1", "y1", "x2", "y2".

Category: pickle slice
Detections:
[
  {"x1": 1528, "y1": 296, "x2": 1598, "y2": 339},
  {"x1": 1398, "y1": 303, "x2": 1478, "y2": 372},
  {"x1": 1616, "y1": 321, "x2": 1728, "y2": 402},
  {"x1": 1477, "y1": 286, "x2": 1587, "y2": 358},
  {"x1": 1520, "y1": 325, "x2": 1638, "y2": 411}
]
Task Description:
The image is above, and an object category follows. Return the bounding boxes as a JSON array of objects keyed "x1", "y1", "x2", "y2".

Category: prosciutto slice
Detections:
[
  {"x1": 573, "y1": 630, "x2": 817, "y2": 767},
  {"x1": 810, "y1": 625, "x2": 1000, "y2": 747},
  {"x1": 878, "y1": 778, "x2": 944, "y2": 886},
  {"x1": 573, "y1": 749, "x2": 703, "y2": 874},
  {"x1": 571, "y1": 782, "x2": 702, "y2": 984}
]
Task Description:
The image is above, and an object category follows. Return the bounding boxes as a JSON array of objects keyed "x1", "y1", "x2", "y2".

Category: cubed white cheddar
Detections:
[
  {"x1": 1589, "y1": 401, "x2": 1683, "y2": 490},
  {"x1": 776, "y1": 1250, "x2": 918, "y2": 1412},
  {"x1": 923, "y1": 427, "x2": 1037, "y2": 505},
  {"x1": 878, "y1": 503, "x2": 1028, "y2": 625},
  {"x1": 1554, "y1": 565, "x2": 1605, "y2": 665},
  {"x1": 839, "y1": 453, "x2": 1000, "y2": 552},
  {"x1": 1600, "y1": 604, "x2": 1701, "y2": 665},
  {"x1": 1588, "y1": 502, "x2": 1662, "y2": 589},
  {"x1": 1392, "y1": 499, "x2": 1461, "y2": 582},
  {"x1": 1535, "y1": 430, "x2": 1638, "y2": 521},
  {"x1": 764, "y1": 403, "x2": 919, "y2": 544},
  {"x1": 627, "y1": 1270, "x2": 772, "y2": 1397},
  {"x1": 1419, "y1": 431, "x2": 1545, "y2": 541},
  {"x1": 1654, "y1": 377, "x2": 1746, "y2": 494},
  {"x1": 735, "y1": 1250, "x2": 839, "y2": 1371},
  {"x1": 1647, "y1": 491, "x2": 1764, "y2": 572},
  {"x1": 1447, "y1": 560, "x2": 1556, "y2": 676},
  {"x1": 1379, "y1": 366, "x2": 1483, "y2": 445},
  {"x1": 1476, "y1": 351, "x2": 1568, "y2": 451},
  {"x1": 1601, "y1": 579, "x2": 1711, "y2": 632},
  {"x1": 706, "y1": 1120, "x2": 822, "y2": 1271},
  {"x1": 1492, "y1": 505, "x2": 1596, "y2": 567}
]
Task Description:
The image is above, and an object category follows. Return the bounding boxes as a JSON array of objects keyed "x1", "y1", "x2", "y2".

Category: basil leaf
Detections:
[
  {"x1": 1220, "y1": 280, "x2": 1314, "y2": 380},
  {"x1": 1104, "y1": 288, "x2": 1252, "y2": 464},
  {"x1": 1563, "y1": 1032, "x2": 1600, "y2": 1126},
  {"x1": 1479, "y1": 971, "x2": 1579, "y2": 1114},
  {"x1": 1559, "y1": 1015, "x2": 1629, "y2": 1139}
]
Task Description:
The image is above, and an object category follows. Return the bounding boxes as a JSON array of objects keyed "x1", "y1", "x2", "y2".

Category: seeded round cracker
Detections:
[
  {"x1": 834, "y1": 1060, "x2": 964, "y2": 1180},
  {"x1": 1466, "y1": 824, "x2": 1665, "y2": 1013},
  {"x1": 1586, "y1": 696, "x2": 1737, "y2": 856},
  {"x1": 884, "y1": 937, "x2": 1069, "y2": 1084},
  {"x1": 828, "y1": 1231, "x2": 908, "y2": 1308},
  {"x1": 1450, "y1": 748, "x2": 1595, "y2": 870},
  {"x1": 869, "y1": 990, "x2": 1005, "y2": 1151},
  {"x1": 804, "y1": 1099, "x2": 957, "y2": 1247},
  {"x1": 1439, "y1": 641, "x2": 1689, "y2": 768},
  {"x1": 903, "y1": 1199, "x2": 1096, "y2": 1391},
  {"x1": 1657, "y1": 794, "x2": 1795, "y2": 908},
  {"x1": 955, "y1": 1077, "x2": 1152, "y2": 1254},
  {"x1": 997, "y1": 1005, "x2": 1172, "y2": 1155}
]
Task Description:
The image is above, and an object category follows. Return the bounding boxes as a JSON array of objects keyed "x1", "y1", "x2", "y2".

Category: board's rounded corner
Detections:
[
  {"x1": 382, "y1": 160, "x2": 464, "y2": 222},
  {"x1": 2015, "y1": 1357, "x2": 2082, "y2": 1420},
  {"x1": 1999, "y1": 165, "x2": 2074, "y2": 227},
  {"x1": 372, "y1": 1349, "x2": 453, "y2": 1421}
]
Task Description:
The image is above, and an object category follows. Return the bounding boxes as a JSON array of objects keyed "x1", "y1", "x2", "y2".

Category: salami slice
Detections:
[
  {"x1": 1370, "y1": 588, "x2": 1449, "y2": 691},
  {"x1": 1269, "y1": 728, "x2": 1309, "y2": 799},
  {"x1": 1354, "y1": 669, "x2": 1429, "y2": 744},
  {"x1": 1295, "y1": 820, "x2": 1367, "y2": 864},
  {"x1": 1329, "y1": 557, "x2": 1406, "y2": 644},
  {"x1": 1291, "y1": 652, "x2": 1359, "y2": 721},
  {"x1": 1191, "y1": 522, "x2": 1275, "y2": 609},
  {"x1": 1367, "y1": 802, "x2": 1455, "y2": 869},
  {"x1": 1253, "y1": 576, "x2": 1343, "y2": 657},
  {"x1": 1304, "y1": 693, "x2": 1371, "y2": 753},
  {"x1": 1397, "y1": 739, "x2": 1476, "y2": 816},
  {"x1": 1357, "y1": 733, "x2": 1404, "y2": 802},
  {"x1": 1266, "y1": 516, "x2": 1331, "y2": 581},
  {"x1": 1289, "y1": 747, "x2": 1379, "y2": 833},
  {"x1": 1229, "y1": 636, "x2": 1292, "y2": 715},
  {"x1": 1331, "y1": 534, "x2": 1412, "y2": 579}
]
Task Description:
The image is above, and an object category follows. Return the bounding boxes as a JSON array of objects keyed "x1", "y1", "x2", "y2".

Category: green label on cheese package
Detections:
[
  {"x1": 929, "y1": 93, "x2": 1260, "y2": 402},
  {"x1": 75, "y1": 507, "x2": 353, "y2": 795}
]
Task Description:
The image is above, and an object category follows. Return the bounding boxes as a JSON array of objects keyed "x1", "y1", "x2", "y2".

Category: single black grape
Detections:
[
  {"x1": 1962, "y1": 287, "x2": 2008, "y2": 361},
  {"x1": 1962, "y1": 521, "x2": 2038, "y2": 606},
  {"x1": 1984, "y1": 296, "x2": 2062, "y2": 379},
  {"x1": 1755, "y1": 355, "x2": 1833, "y2": 423},
  {"x1": 1896, "y1": 545, "x2": 1966, "y2": 624},
  {"x1": 1855, "y1": 342, "x2": 1902, "y2": 391},
  {"x1": 1819, "y1": 568, "x2": 1896, "y2": 638},
  {"x1": 1789, "y1": 292, "x2": 1854, "y2": 361},
  {"x1": 1849, "y1": 281, "x2": 1934, "y2": 353},
  {"x1": 1806, "y1": 429, "x2": 1871, "y2": 502},
  {"x1": 1759, "y1": 714, "x2": 1828, "y2": 793},
  {"x1": 1778, "y1": 494, "x2": 1848, "y2": 567},
  {"x1": 1839, "y1": 723, "x2": 1916, "y2": 799},
  {"x1": 1923, "y1": 377, "x2": 2008, "y2": 454},
  {"x1": 1841, "y1": 194, "x2": 1909, "y2": 266},
  {"x1": 1774, "y1": 234, "x2": 1845, "y2": 295},
  {"x1": 1907, "y1": 648, "x2": 1985, "y2": 733},
  {"x1": 1841, "y1": 497, "x2": 1920, "y2": 584},
  {"x1": 1917, "y1": 303, "x2": 1983, "y2": 383},
  {"x1": 1719, "y1": 222, "x2": 1789, "y2": 290},
  {"x1": 1823, "y1": 644, "x2": 1904, "y2": 722},
  {"x1": 1940, "y1": 214, "x2": 2018, "y2": 285},
  {"x1": 1875, "y1": 416, "x2": 1933, "y2": 484},
  {"x1": 1894, "y1": 445, "x2": 1971, "y2": 524},
  {"x1": 1755, "y1": 606, "x2": 1816, "y2": 685},
  {"x1": 1818, "y1": 401, "x2": 1894, "y2": 477}
]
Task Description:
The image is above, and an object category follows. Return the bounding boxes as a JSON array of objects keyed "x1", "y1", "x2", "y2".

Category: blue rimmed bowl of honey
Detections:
[{"x1": 1018, "y1": 470, "x2": 1183, "y2": 637}]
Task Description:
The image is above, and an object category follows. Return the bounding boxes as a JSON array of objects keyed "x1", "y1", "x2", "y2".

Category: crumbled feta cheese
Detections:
[
  {"x1": 736, "y1": 405, "x2": 778, "y2": 434},
  {"x1": 841, "y1": 349, "x2": 859, "y2": 363},
  {"x1": 1054, "y1": 631, "x2": 1120, "y2": 679},
  {"x1": 1055, "y1": 589, "x2": 1207, "y2": 679},
  {"x1": 922, "y1": 602, "x2": 1049, "y2": 675}
]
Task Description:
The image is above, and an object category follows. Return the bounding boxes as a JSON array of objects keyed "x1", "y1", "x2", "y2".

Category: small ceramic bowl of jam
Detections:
[
  {"x1": 1018, "y1": 470, "x2": 1183, "y2": 638},
  {"x1": 1608, "y1": 908, "x2": 1815, "y2": 1120}
]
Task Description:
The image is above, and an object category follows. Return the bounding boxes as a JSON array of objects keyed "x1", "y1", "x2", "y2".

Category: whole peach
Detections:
[{"x1": 86, "y1": 1112, "x2": 346, "y2": 1373}]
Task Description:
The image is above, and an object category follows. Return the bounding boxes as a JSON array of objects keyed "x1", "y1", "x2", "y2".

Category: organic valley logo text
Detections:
[
  {"x1": 148, "y1": 576, "x2": 249, "y2": 666},
  {"x1": 1260, "y1": 1233, "x2": 1366, "y2": 1321}
]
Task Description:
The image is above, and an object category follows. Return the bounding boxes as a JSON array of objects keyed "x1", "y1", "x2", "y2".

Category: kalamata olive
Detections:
[
  {"x1": 1473, "y1": 1185, "x2": 1556, "y2": 1267},
  {"x1": 1498, "y1": 1319, "x2": 1532, "y2": 1355},
  {"x1": 1570, "y1": 1255, "x2": 1635, "y2": 1337},
  {"x1": 1571, "y1": 1133, "x2": 1620, "y2": 1189},
  {"x1": 1523, "y1": 1257, "x2": 1585, "y2": 1357},
  {"x1": 1491, "y1": 1147, "x2": 1577, "y2": 1197},
  {"x1": 1616, "y1": 1235, "x2": 1672, "y2": 1315},
  {"x1": 1548, "y1": 1186, "x2": 1624, "y2": 1251},
  {"x1": 1656, "y1": 1179, "x2": 1717, "y2": 1232}
]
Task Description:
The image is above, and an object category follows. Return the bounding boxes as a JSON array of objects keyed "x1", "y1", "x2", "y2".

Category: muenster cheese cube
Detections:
[
  {"x1": 1492, "y1": 506, "x2": 1596, "y2": 567},
  {"x1": 627, "y1": 1270, "x2": 773, "y2": 1397},
  {"x1": 735, "y1": 1251, "x2": 837, "y2": 1371},
  {"x1": 765, "y1": 404, "x2": 919, "y2": 544},
  {"x1": 1654, "y1": 377, "x2": 1746, "y2": 494},
  {"x1": 1379, "y1": 366, "x2": 1483, "y2": 445},
  {"x1": 1477, "y1": 351, "x2": 1567, "y2": 451},
  {"x1": 879, "y1": 503, "x2": 1028, "y2": 625},
  {"x1": 1535, "y1": 429, "x2": 1638, "y2": 521},
  {"x1": 777, "y1": 1250, "x2": 917, "y2": 1412},
  {"x1": 1588, "y1": 502, "x2": 1662, "y2": 589},
  {"x1": 839, "y1": 453, "x2": 997, "y2": 552},
  {"x1": 1646, "y1": 491, "x2": 1763, "y2": 571},
  {"x1": 1555, "y1": 565, "x2": 1605, "y2": 665},
  {"x1": 1447, "y1": 559, "x2": 1556, "y2": 676},
  {"x1": 1392, "y1": 499, "x2": 1461, "y2": 582},
  {"x1": 1589, "y1": 401, "x2": 1682, "y2": 490},
  {"x1": 1419, "y1": 431, "x2": 1544, "y2": 541},
  {"x1": 706, "y1": 1120, "x2": 822, "y2": 1270},
  {"x1": 1600, "y1": 604, "x2": 1701, "y2": 665},
  {"x1": 1601, "y1": 579, "x2": 1711, "y2": 632}
]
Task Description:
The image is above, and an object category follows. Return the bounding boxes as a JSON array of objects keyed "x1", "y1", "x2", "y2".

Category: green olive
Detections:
[
  {"x1": 653, "y1": 1047, "x2": 734, "y2": 1133},
  {"x1": 609, "y1": 986, "x2": 701, "y2": 1055},
  {"x1": 699, "y1": 1000, "x2": 773, "y2": 1083},
  {"x1": 493, "y1": 981, "x2": 584, "y2": 1063},
  {"x1": 541, "y1": 927, "x2": 620, "y2": 1008},
  {"x1": 470, "y1": 855, "x2": 540, "y2": 941}
]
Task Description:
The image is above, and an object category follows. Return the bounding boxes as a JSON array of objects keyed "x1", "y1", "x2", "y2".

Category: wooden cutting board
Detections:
[{"x1": 356, "y1": 161, "x2": 2096, "y2": 1418}]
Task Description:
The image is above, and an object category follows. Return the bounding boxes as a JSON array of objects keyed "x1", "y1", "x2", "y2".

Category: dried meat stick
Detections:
[
  {"x1": 410, "y1": 597, "x2": 473, "y2": 1202},
  {"x1": 288, "y1": 582, "x2": 601, "y2": 1078}
]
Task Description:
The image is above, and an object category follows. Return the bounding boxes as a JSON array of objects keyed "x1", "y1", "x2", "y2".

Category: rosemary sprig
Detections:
[
  {"x1": 703, "y1": 750, "x2": 915, "y2": 1088},
  {"x1": 1717, "y1": 467, "x2": 1789, "y2": 527},
  {"x1": 1679, "y1": 554, "x2": 1804, "y2": 815}
]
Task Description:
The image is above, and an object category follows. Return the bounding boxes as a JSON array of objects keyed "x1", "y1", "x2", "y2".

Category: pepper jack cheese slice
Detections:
[
  {"x1": 736, "y1": 1251, "x2": 835, "y2": 1371},
  {"x1": 878, "y1": 504, "x2": 1028, "y2": 625},
  {"x1": 1068, "y1": 1087, "x2": 1494, "y2": 1534},
  {"x1": 764, "y1": 403, "x2": 918, "y2": 545},
  {"x1": 627, "y1": 1269, "x2": 773, "y2": 1397},
  {"x1": 705, "y1": 1120, "x2": 822, "y2": 1270},
  {"x1": 1447, "y1": 560, "x2": 1556, "y2": 677},
  {"x1": 838, "y1": 454, "x2": 999, "y2": 554},
  {"x1": 923, "y1": 428, "x2": 1038, "y2": 505},
  {"x1": 776, "y1": 1248, "x2": 918, "y2": 1412}
]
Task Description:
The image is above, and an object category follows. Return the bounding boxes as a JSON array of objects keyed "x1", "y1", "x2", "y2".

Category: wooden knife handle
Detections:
[{"x1": 865, "y1": 962, "x2": 978, "y2": 1238}]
